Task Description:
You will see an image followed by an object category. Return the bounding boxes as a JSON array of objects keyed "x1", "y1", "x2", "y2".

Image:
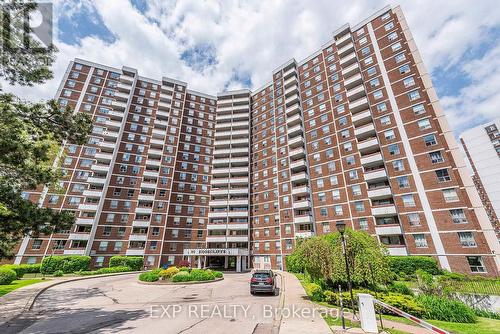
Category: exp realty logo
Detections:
[{"x1": 1, "y1": 1, "x2": 53, "y2": 52}]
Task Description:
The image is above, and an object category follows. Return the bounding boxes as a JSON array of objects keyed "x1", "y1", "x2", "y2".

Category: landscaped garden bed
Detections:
[{"x1": 138, "y1": 267, "x2": 223, "y2": 284}]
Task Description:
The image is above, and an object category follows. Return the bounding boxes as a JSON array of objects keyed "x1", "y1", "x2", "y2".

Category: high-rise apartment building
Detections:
[
  {"x1": 460, "y1": 119, "x2": 500, "y2": 235},
  {"x1": 12, "y1": 5, "x2": 499, "y2": 275}
]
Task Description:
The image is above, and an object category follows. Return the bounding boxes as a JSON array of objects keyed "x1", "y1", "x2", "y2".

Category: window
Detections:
[
  {"x1": 467, "y1": 256, "x2": 485, "y2": 273},
  {"x1": 417, "y1": 118, "x2": 431, "y2": 130},
  {"x1": 403, "y1": 76, "x2": 415, "y2": 87},
  {"x1": 402, "y1": 194, "x2": 416, "y2": 207},
  {"x1": 384, "y1": 129, "x2": 395, "y2": 140},
  {"x1": 395, "y1": 53, "x2": 406, "y2": 63},
  {"x1": 388, "y1": 144, "x2": 400, "y2": 155},
  {"x1": 442, "y1": 188, "x2": 459, "y2": 202},
  {"x1": 373, "y1": 90, "x2": 383, "y2": 99},
  {"x1": 429, "y1": 151, "x2": 444, "y2": 164},
  {"x1": 414, "y1": 234, "x2": 428, "y2": 248},
  {"x1": 32, "y1": 239, "x2": 42, "y2": 250},
  {"x1": 359, "y1": 218, "x2": 368, "y2": 230},
  {"x1": 424, "y1": 134, "x2": 437, "y2": 146},
  {"x1": 450, "y1": 209, "x2": 467, "y2": 224},
  {"x1": 384, "y1": 21, "x2": 394, "y2": 31},
  {"x1": 393, "y1": 160, "x2": 405, "y2": 172},
  {"x1": 354, "y1": 201, "x2": 364, "y2": 212},
  {"x1": 407, "y1": 213, "x2": 420, "y2": 226},
  {"x1": 399, "y1": 64, "x2": 410, "y2": 74},
  {"x1": 436, "y1": 169, "x2": 451, "y2": 182},
  {"x1": 407, "y1": 90, "x2": 420, "y2": 101},
  {"x1": 381, "y1": 115, "x2": 391, "y2": 125},
  {"x1": 397, "y1": 176, "x2": 410, "y2": 188},
  {"x1": 458, "y1": 232, "x2": 476, "y2": 247},
  {"x1": 322, "y1": 222, "x2": 330, "y2": 233},
  {"x1": 352, "y1": 185, "x2": 362, "y2": 196},
  {"x1": 413, "y1": 104, "x2": 425, "y2": 115}
]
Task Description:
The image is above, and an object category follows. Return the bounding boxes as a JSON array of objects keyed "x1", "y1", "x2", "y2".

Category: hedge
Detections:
[
  {"x1": 77, "y1": 266, "x2": 132, "y2": 276},
  {"x1": 41, "y1": 255, "x2": 91, "y2": 274},
  {"x1": 171, "y1": 271, "x2": 192, "y2": 282},
  {"x1": 109, "y1": 256, "x2": 143, "y2": 271},
  {"x1": 388, "y1": 256, "x2": 441, "y2": 276},
  {"x1": 417, "y1": 295, "x2": 477, "y2": 323},
  {"x1": 0, "y1": 264, "x2": 41, "y2": 279},
  {"x1": 0, "y1": 268, "x2": 17, "y2": 285},
  {"x1": 139, "y1": 271, "x2": 159, "y2": 282}
]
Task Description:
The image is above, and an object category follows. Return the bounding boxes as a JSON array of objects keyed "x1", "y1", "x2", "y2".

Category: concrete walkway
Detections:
[{"x1": 278, "y1": 271, "x2": 333, "y2": 333}]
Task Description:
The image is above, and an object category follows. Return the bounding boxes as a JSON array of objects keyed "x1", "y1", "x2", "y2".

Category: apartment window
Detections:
[
  {"x1": 391, "y1": 42, "x2": 402, "y2": 52},
  {"x1": 349, "y1": 170, "x2": 358, "y2": 180},
  {"x1": 399, "y1": 64, "x2": 410, "y2": 74},
  {"x1": 414, "y1": 234, "x2": 428, "y2": 248},
  {"x1": 436, "y1": 169, "x2": 451, "y2": 182},
  {"x1": 384, "y1": 129, "x2": 396, "y2": 140},
  {"x1": 388, "y1": 31, "x2": 398, "y2": 42},
  {"x1": 403, "y1": 76, "x2": 415, "y2": 87},
  {"x1": 397, "y1": 176, "x2": 410, "y2": 188},
  {"x1": 95, "y1": 257, "x2": 104, "y2": 267},
  {"x1": 384, "y1": 21, "x2": 394, "y2": 31},
  {"x1": 352, "y1": 185, "x2": 362, "y2": 196},
  {"x1": 450, "y1": 209, "x2": 467, "y2": 224},
  {"x1": 377, "y1": 102, "x2": 387, "y2": 113},
  {"x1": 417, "y1": 118, "x2": 431, "y2": 130},
  {"x1": 424, "y1": 134, "x2": 437, "y2": 146},
  {"x1": 393, "y1": 159, "x2": 405, "y2": 172},
  {"x1": 334, "y1": 205, "x2": 343, "y2": 215},
  {"x1": 320, "y1": 208, "x2": 328, "y2": 217},
  {"x1": 114, "y1": 241, "x2": 123, "y2": 251},
  {"x1": 413, "y1": 104, "x2": 425, "y2": 115},
  {"x1": 402, "y1": 194, "x2": 416, "y2": 207},
  {"x1": 98, "y1": 241, "x2": 108, "y2": 251},
  {"x1": 442, "y1": 188, "x2": 459, "y2": 202},
  {"x1": 458, "y1": 232, "x2": 476, "y2": 247},
  {"x1": 332, "y1": 189, "x2": 341, "y2": 200},
  {"x1": 429, "y1": 151, "x2": 444, "y2": 163},
  {"x1": 380, "y1": 115, "x2": 391, "y2": 125},
  {"x1": 388, "y1": 144, "x2": 400, "y2": 155},
  {"x1": 407, "y1": 213, "x2": 421, "y2": 226},
  {"x1": 407, "y1": 90, "x2": 420, "y2": 101},
  {"x1": 359, "y1": 218, "x2": 368, "y2": 230},
  {"x1": 32, "y1": 239, "x2": 42, "y2": 250},
  {"x1": 354, "y1": 201, "x2": 364, "y2": 212},
  {"x1": 373, "y1": 90, "x2": 383, "y2": 100},
  {"x1": 467, "y1": 256, "x2": 485, "y2": 273},
  {"x1": 367, "y1": 66, "x2": 377, "y2": 76},
  {"x1": 322, "y1": 222, "x2": 330, "y2": 233}
]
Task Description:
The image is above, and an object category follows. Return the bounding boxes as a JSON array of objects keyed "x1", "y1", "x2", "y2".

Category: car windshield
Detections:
[{"x1": 253, "y1": 273, "x2": 271, "y2": 278}]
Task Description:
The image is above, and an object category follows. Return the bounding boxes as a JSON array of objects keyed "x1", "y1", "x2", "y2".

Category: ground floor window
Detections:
[{"x1": 467, "y1": 256, "x2": 485, "y2": 273}]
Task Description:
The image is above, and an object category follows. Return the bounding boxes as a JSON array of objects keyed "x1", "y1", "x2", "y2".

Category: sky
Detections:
[{"x1": 3, "y1": 0, "x2": 500, "y2": 137}]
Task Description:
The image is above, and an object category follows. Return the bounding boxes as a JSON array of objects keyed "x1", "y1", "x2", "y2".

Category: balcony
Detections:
[
  {"x1": 232, "y1": 120, "x2": 249, "y2": 129},
  {"x1": 207, "y1": 223, "x2": 248, "y2": 230},
  {"x1": 283, "y1": 67, "x2": 297, "y2": 79},
  {"x1": 295, "y1": 231, "x2": 314, "y2": 239},
  {"x1": 78, "y1": 203, "x2": 98, "y2": 211},
  {"x1": 138, "y1": 194, "x2": 155, "y2": 202},
  {"x1": 75, "y1": 218, "x2": 94, "y2": 225},
  {"x1": 87, "y1": 177, "x2": 106, "y2": 185},
  {"x1": 126, "y1": 249, "x2": 145, "y2": 256},
  {"x1": 143, "y1": 170, "x2": 159, "y2": 178},
  {"x1": 114, "y1": 91, "x2": 129, "y2": 101},
  {"x1": 285, "y1": 93, "x2": 300, "y2": 106},
  {"x1": 284, "y1": 75, "x2": 297, "y2": 88},
  {"x1": 141, "y1": 182, "x2": 156, "y2": 189},
  {"x1": 148, "y1": 148, "x2": 163, "y2": 156},
  {"x1": 286, "y1": 113, "x2": 303, "y2": 127},
  {"x1": 120, "y1": 74, "x2": 134, "y2": 84},
  {"x1": 351, "y1": 109, "x2": 372, "y2": 126},
  {"x1": 364, "y1": 169, "x2": 388, "y2": 182},
  {"x1": 156, "y1": 110, "x2": 169, "y2": 118},
  {"x1": 289, "y1": 147, "x2": 306, "y2": 160},
  {"x1": 129, "y1": 234, "x2": 148, "y2": 242},
  {"x1": 291, "y1": 172, "x2": 308, "y2": 184},
  {"x1": 387, "y1": 247, "x2": 408, "y2": 256},
  {"x1": 117, "y1": 82, "x2": 132, "y2": 92},
  {"x1": 99, "y1": 141, "x2": 116, "y2": 150},
  {"x1": 371, "y1": 205, "x2": 397, "y2": 216},
  {"x1": 232, "y1": 96, "x2": 250, "y2": 104},
  {"x1": 349, "y1": 96, "x2": 369, "y2": 114},
  {"x1": 95, "y1": 152, "x2": 113, "y2": 161},
  {"x1": 287, "y1": 124, "x2": 303, "y2": 137},
  {"x1": 347, "y1": 85, "x2": 366, "y2": 101},
  {"x1": 293, "y1": 200, "x2": 311, "y2": 210},
  {"x1": 339, "y1": 52, "x2": 357, "y2": 67},
  {"x1": 160, "y1": 91, "x2": 173, "y2": 102},
  {"x1": 290, "y1": 159, "x2": 307, "y2": 172},
  {"x1": 294, "y1": 215, "x2": 313, "y2": 224},
  {"x1": 154, "y1": 120, "x2": 168, "y2": 128},
  {"x1": 367, "y1": 186, "x2": 392, "y2": 199},
  {"x1": 102, "y1": 130, "x2": 119, "y2": 139},
  {"x1": 288, "y1": 136, "x2": 303, "y2": 149},
  {"x1": 286, "y1": 103, "x2": 301, "y2": 117},
  {"x1": 111, "y1": 100, "x2": 127, "y2": 110},
  {"x1": 146, "y1": 159, "x2": 161, "y2": 167},
  {"x1": 161, "y1": 84, "x2": 174, "y2": 93},
  {"x1": 360, "y1": 152, "x2": 383, "y2": 167},
  {"x1": 63, "y1": 249, "x2": 86, "y2": 255},
  {"x1": 213, "y1": 158, "x2": 230, "y2": 166},
  {"x1": 135, "y1": 207, "x2": 153, "y2": 214},
  {"x1": 132, "y1": 220, "x2": 150, "y2": 227},
  {"x1": 344, "y1": 73, "x2": 363, "y2": 89},
  {"x1": 152, "y1": 129, "x2": 166, "y2": 139},
  {"x1": 232, "y1": 129, "x2": 249, "y2": 138},
  {"x1": 292, "y1": 185, "x2": 309, "y2": 196},
  {"x1": 91, "y1": 164, "x2": 110, "y2": 173},
  {"x1": 335, "y1": 32, "x2": 352, "y2": 48},
  {"x1": 158, "y1": 101, "x2": 170, "y2": 110},
  {"x1": 105, "y1": 119, "x2": 122, "y2": 128},
  {"x1": 82, "y1": 189, "x2": 103, "y2": 198},
  {"x1": 215, "y1": 130, "x2": 232, "y2": 139},
  {"x1": 231, "y1": 156, "x2": 249, "y2": 165},
  {"x1": 342, "y1": 63, "x2": 360, "y2": 78},
  {"x1": 357, "y1": 137, "x2": 379, "y2": 154},
  {"x1": 212, "y1": 168, "x2": 230, "y2": 177},
  {"x1": 68, "y1": 233, "x2": 90, "y2": 241},
  {"x1": 230, "y1": 166, "x2": 249, "y2": 175},
  {"x1": 354, "y1": 123, "x2": 376, "y2": 140},
  {"x1": 285, "y1": 84, "x2": 299, "y2": 96},
  {"x1": 375, "y1": 225, "x2": 402, "y2": 236},
  {"x1": 337, "y1": 42, "x2": 355, "y2": 57}
]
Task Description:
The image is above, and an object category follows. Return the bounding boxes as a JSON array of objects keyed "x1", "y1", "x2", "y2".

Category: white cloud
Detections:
[{"x1": 2, "y1": 0, "x2": 500, "y2": 134}]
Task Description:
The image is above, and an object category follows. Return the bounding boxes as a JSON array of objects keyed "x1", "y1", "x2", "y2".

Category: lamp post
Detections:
[{"x1": 336, "y1": 221, "x2": 356, "y2": 317}]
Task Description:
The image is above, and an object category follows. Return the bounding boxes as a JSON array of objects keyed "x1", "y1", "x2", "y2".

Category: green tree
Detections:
[
  {"x1": 0, "y1": 1, "x2": 92, "y2": 259},
  {"x1": 288, "y1": 229, "x2": 391, "y2": 285}
]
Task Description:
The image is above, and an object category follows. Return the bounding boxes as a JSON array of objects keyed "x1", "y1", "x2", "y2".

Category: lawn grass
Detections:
[
  {"x1": 0, "y1": 279, "x2": 45, "y2": 297},
  {"x1": 322, "y1": 313, "x2": 360, "y2": 328}
]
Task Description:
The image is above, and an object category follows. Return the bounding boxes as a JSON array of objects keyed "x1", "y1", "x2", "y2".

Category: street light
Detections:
[{"x1": 336, "y1": 221, "x2": 356, "y2": 317}]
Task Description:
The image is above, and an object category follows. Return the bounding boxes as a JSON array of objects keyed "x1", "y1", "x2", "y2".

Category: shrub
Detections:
[
  {"x1": 304, "y1": 282, "x2": 324, "y2": 302},
  {"x1": 24, "y1": 263, "x2": 41, "y2": 273},
  {"x1": 159, "y1": 266, "x2": 179, "y2": 280},
  {"x1": 41, "y1": 256, "x2": 91, "y2": 274},
  {"x1": 417, "y1": 295, "x2": 476, "y2": 323},
  {"x1": 109, "y1": 256, "x2": 143, "y2": 271},
  {"x1": 212, "y1": 271, "x2": 223, "y2": 278},
  {"x1": 380, "y1": 293, "x2": 425, "y2": 317},
  {"x1": 172, "y1": 271, "x2": 192, "y2": 282},
  {"x1": 53, "y1": 270, "x2": 64, "y2": 277},
  {"x1": 1, "y1": 265, "x2": 27, "y2": 279},
  {"x1": 139, "y1": 271, "x2": 159, "y2": 282},
  {"x1": 0, "y1": 267, "x2": 17, "y2": 285},
  {"x1": 388, "y1": 256, "x2": 441, "y2": 276},
  {"x1": 285, "y1": 253, "x2": 305, "y2": 273},
  {"x1": 96, "y1": 266, "x2": 131, "y2": 274},
  {"x1": 473, "y1": 308, "x2": 500, "y2": 320},
  {"x1": 190, "y1": 269, "x2": 215, "y2": 281},
  {"x1": 178, "y1": 260, "x2": 191, "y2": 268},
  {"x1": 387, "y1": 282, "x2": 414, "y2": 296},
  {"x1": 178, "y1": 267, "x2": 190, "y2": 272},
  {"x1": 441, "y1": 271, "x2": 466, "y2": 281}
]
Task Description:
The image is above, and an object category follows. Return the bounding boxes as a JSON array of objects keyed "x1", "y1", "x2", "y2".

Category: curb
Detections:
[
  {"x1": 137, "y1": 277, "x2": 224, "y2": 285},
  {"x1": 26, "y1": 271, "x2": 142, "y2": 311},
  {"x1": 272, "y1": 271, "x2": 286, "y2": 334}
]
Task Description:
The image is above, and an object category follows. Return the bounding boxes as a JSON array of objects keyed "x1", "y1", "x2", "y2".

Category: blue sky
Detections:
[{"x1": 4, "y1": 0, "x2": 500, "y2": 137}]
